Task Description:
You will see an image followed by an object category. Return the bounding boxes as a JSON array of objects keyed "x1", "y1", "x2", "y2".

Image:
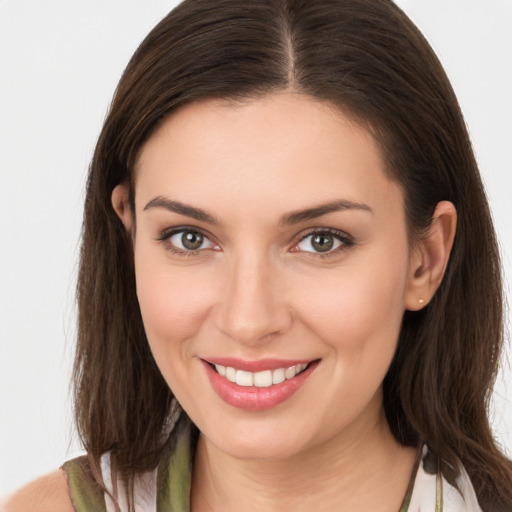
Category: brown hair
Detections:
[{"x1": 74, "y1": 0, "x2": 512, "y2": 509}]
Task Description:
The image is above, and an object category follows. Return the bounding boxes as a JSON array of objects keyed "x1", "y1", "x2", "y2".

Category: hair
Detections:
[{"x1": 74, "y1": 0, "x2": 512, "y2": 509}]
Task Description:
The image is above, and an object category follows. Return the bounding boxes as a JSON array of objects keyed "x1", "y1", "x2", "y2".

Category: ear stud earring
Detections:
[{"x1": 418, "y1": 298, "x2": 425, "y2": 305}]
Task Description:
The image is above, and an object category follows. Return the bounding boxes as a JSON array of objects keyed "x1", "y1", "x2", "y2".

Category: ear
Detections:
[
  {"x1": 111, "y1": 183, "x2": 134, "y2": 233},
  {"x1": 404, "y1": 201, "x2": 457, "y2": 311}
]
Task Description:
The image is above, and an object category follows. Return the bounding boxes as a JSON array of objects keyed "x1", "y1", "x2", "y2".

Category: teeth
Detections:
[
  {"x1": 236, "y1": 370, "x2": 253, "y2": 387},
  {"x1": 285, "y1": 366, "x2": 296, "y2": 379},
  {"x1": 225, "y1": 366, "x2": 236, "y2": 382},
  {"x1": 215, "y1": 364, "x2": 226, "y2": 376},
  {"x1": 213, "y1": 363, "x2": 309, "y2": 387},
  {"x1": 253, "y1": 370, "x2": 272, "y2": 388},
  {"x1": 272, "y1": 368, "x2": 285, "y2": 384}
]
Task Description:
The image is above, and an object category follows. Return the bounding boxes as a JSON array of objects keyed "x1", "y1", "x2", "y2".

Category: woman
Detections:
[{"x1": 4, "y1": 0, "x2": 512, "y2": 510}]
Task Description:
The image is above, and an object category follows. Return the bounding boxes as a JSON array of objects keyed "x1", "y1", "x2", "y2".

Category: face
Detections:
[{"x1": 124, "y1": 92, "x2": 419, "y2": 461}]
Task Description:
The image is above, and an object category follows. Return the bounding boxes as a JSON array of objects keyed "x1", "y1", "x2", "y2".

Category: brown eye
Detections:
[
  {"x1": 296, "y1": 230, "x2": 350, "y2": 254},
  {"x1": 311, "y1": 234, "x2": 334, "y2": 252},
  {"x1": 168, "y1": 230, "x2": 215, "y2": 252},
  {"x1": 182, "y1": 231, "x2": 204, "y2": 250}
]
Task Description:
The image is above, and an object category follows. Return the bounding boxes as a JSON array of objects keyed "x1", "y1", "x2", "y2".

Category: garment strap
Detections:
[
  {"x1": 156, "y1": 415, "x2": 193, "y2": 512},
  {"x1": 62, "y1": 455, "x2": 107, "y2": 512},
  {"x1": 62, "y1": 411, "x2": 193, "y2": 512}
]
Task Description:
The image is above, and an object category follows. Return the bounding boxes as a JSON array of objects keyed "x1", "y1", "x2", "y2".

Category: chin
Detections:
[
  {"x1": 221, "y1": 438, "x2": 305, "y2": 462},
  {"x1": 199, "y1": 418, "x2": 319, "y2": 462}
]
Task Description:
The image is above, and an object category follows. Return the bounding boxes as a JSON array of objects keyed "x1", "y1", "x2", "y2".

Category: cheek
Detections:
[
  {"x1": 134, "y1": 250, "x2": 215, "y2": 348},
  {"x1": 294, "y1": 248, "x2": 409, "y2": 357}
]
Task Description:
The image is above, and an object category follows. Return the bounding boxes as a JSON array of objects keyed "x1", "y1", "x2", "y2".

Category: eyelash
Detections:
[
  {"x1": 294, "y1": 228, "x2": 354, "y2": 258},
  {"x1": 156, "y1": 227, "x2": 218, "y2": 257},
  {"x1": 156, "y1": 227, "x2": 354, "y2": 258}
]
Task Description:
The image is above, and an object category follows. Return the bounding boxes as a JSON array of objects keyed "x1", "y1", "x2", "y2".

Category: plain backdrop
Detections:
[{"x1": 1, "y1": 0, "x2": 511, "y2": 497}]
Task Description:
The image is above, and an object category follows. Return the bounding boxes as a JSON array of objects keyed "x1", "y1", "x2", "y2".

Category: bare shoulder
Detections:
[{"x1": 2, "y1": 469, "x2": 73, "y2": 512}]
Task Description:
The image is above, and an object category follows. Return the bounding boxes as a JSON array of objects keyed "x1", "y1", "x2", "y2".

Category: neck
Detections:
[{"x1": 190, "y1": 405, "x2": 417, "y2": 512}]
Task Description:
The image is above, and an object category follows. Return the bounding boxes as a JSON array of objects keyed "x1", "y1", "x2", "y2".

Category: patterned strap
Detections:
[
  {"x1": 398, "y1": 445, "x2": 445, "y2": 512},
  {"x1": 399, "y1": 446, "x2": 422, "y2": 512},
  {"x1": 61, "y1": 416, "x2": 193, "y2": 512},
  {"x1": 436, "y1": 466, "x2": 443, "y2": 512},
  {"x1": 62, "y1": 455, "x2": 107, "y2": 512},
  {"x1": 156, "y1": 416, "x2": 193, "y2": 512}
]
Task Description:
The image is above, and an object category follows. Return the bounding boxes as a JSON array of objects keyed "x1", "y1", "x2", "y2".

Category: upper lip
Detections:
[{"x1": 202, "y1": 357, "x2": 316, "y2": 372}]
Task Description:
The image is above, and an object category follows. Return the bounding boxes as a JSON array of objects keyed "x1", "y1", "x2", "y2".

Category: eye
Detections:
[
  {"x1": 163, "y1": 229, "x2": 217, "y2": 253},
  {"x1": 295, "y1": 230, "x2": 352, "y2": 254}
]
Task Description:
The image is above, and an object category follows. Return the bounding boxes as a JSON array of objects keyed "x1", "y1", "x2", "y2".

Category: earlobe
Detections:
[
  {"x1": 111, "y1": 183, "x2": 134, "y2": 233},
  {"x1": 404, "y1": 201, "x2": 457, "y2": 311}
]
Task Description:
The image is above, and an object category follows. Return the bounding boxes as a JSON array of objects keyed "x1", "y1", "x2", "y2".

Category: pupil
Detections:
[
  {"x1": 182, "y1": 231, "x2": 203, "y2": 250},
  {"x1": 312, "y1": 234, "x2": 333, "y2": 252}
]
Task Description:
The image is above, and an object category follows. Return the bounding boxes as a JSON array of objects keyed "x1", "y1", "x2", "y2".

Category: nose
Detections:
[{"x1": 214, "y1": 252, "x2": 293, "y2": 346}]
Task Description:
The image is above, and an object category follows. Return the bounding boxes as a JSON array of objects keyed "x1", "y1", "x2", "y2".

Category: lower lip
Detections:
[{"x1": 202, "y1": 360, "x2": 318, "y2": 411}]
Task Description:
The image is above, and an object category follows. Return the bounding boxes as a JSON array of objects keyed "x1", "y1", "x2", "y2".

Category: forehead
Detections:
[{"x1": 134, "y1": 92, "x2": 403, "y2": 222}]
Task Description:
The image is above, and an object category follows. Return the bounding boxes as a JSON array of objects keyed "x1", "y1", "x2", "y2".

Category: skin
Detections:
[
  {"x1": 114, "y1": 92, "x2": 456, "y2": 511},
  {"x1": 4, "y1": 92, "x2": 456, "y2": 511},
  {"x1": 2, "y1": 470, "x2": 71, "y2": 512}
]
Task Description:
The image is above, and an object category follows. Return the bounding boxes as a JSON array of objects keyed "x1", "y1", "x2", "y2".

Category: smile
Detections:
[
  {"x1": 213, "y1": 363, "x2": 309, "y2": 388},
  {"x1": 201, "y1": 358, "x2": 319, "y2": 411}
]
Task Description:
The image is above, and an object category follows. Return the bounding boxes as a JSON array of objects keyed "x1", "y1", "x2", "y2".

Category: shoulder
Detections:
[{"x1": 2, "y1": 469, "x2": 74, "y2": 512}]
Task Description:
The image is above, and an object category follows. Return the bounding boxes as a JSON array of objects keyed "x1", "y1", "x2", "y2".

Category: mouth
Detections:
[
  {"x1": 201, "y1": 358, "x2": 320, "y2": 410},
  {"x1": 209, "y1": 361, "x2": 310, "y2": 388}
]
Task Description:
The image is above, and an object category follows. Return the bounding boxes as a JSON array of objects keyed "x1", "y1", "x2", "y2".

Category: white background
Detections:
[{"x1": 1, "y1": 0, "x2": 511, "y2": 497}]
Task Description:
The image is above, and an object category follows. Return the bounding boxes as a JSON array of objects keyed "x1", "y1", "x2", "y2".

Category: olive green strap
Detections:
[
  {"x1": 398, "y1": 454, "x2": 418, "y2": 511},
  {"x1": 435, "y1": 466, "x2": 443, "y2": 512},
  {"x1": 398, "y1": 446, "x2": 444, "y2": 512},
  {"x1": 157, "y1": 418, "x2": 193, "y2": 512},
  {"x1": 62, "y1": 456, "x2": 107, "y2": 512}
]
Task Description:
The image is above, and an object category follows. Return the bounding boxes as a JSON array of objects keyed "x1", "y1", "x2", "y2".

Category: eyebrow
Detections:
[
  {"x1": 143, "y1": 196, "x2": 372, "y2": 226},
  {"x1": 279, "y1": 199, "x2": 373, "y2": 225},
  {"x1": 143, "y1": 197, "x2": 219, "y2": 225}
]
